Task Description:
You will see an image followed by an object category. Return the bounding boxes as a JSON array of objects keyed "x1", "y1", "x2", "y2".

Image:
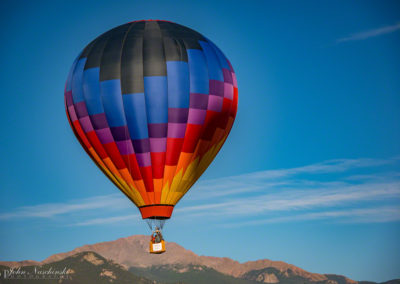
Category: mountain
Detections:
[
  {"x1": 0, "y1": 235, "x2": 338, "y2": 281},
  {"x1": 130, "y1": 264, "x2": 257, "y2": 284},
  {"x1": 1, "y1": 235, "x2": 398, "y2": 284},
  {"x1": 0, "y1": 251, "x2": 156, "y2": 284}
]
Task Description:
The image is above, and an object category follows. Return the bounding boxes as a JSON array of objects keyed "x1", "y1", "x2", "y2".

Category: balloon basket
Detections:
[{"x1": 149, "y1": 240, "x2": 166, "y2": 254}]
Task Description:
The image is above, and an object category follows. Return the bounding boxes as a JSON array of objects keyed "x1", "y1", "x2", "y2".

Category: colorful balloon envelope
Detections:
[{"x1": 65, "y1": 20, "x2": 238, "y2": 221}]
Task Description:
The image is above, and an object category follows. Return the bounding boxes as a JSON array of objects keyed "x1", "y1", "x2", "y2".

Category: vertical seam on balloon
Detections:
[
  {"x1": 120, "y1": 22, "x2": 150, "y2": 204},
  {"x1": 206, "y1": 40, "x2": 228, "y2": 146},
  {"x1": 160, "y1": 22, "x2": 175, "y2": 204},
  {"x1": 204, "y1": 39, "x2": 228, "y2": 151},
  {"x1": 158, "y1": 20, "x2": 169, "y2": 205},
  {"x1": 149, "y1": 20, "x2": 168, "y2": 204},
  {"x1": 141, "y1": 21, "x2": 155, "y2": 205},
  {"x1": 186, "y1": 44, "x2": 212, "y2": 167},
  {"x1": 163, "y1": 35, "x2": 189, "y2": 204},
  {"x1": 206, "y1": 39, "x2": 236, "y2": 159},
  {"x1": 177, "y1": 40, "x2": 238, "y2": 200},
  {"x1": 163, "y1": 36, "x2": 183, "y2": 202},
  {"x1": 178, "y1": 44, "x2": 210, "y2": 199},
  {"x1": 79, "y1": 38, "x2": 132, "y2": 201},
  {"x1": 119, "y1": 22, "x2": 134, "y2": 173},
  {"x1": 96, "y1": 29, "x2": 144, "y2": 205},
  {"x1": 176, "y1": 39, "x2": 222, "y2": 202},
  {"x1": 67, "y1": 59, "x2": 134, "y2": 205},
  {"x1": 165, "y1": 41, "x2": 209, "y2": 204},
  {"x1": 117, "y1": 22, "x2": 148, "y2": 204},
  {"x1": 175, "y1": 37, "x2": 184, "y2": 61},
  {"x1": 118, "y1": 28, "x2": 151, "y2": 205},
  {"x1": 209, "y1": 39, "x2": 237, "y2": 141}
]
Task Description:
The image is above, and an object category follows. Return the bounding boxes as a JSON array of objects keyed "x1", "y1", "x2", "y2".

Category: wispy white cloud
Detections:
[
  {"x1": 174, "y1": 157, "x2": 400, "y2": 224},
  {"x1": 188, "y1": 157, "x2": 398, "y2": 200},
  {"x1": 72, "y1": 214, "x2": 139, "y2": 226},
  {"x1": 337, "y1": 22, "x2": 400, "y2": 43},
  {"x1": 179, "y1": 181, "x2": 400, "y2": 217},
  {"x1": 224, "y1": 206, "x2": 400, "y2": 227},
  {"x1": 0, "y1": 194, "x2": 129, "y2": 220},
  {"x1": 2, "y1": 157, "x2": 399, "y2": 227},
  {"x1": 74, "y1": 176, "x2": 400, "y2": 226}
]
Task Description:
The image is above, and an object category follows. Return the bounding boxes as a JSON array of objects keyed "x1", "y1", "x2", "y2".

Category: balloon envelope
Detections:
[{"x1": 65, "y1": 20, "x2": 238, "y2": 219}]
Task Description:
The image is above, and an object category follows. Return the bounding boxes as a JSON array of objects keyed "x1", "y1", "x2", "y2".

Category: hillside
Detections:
[{"x1": 0, "y1": 251, "x2": 155, "y2": 284}]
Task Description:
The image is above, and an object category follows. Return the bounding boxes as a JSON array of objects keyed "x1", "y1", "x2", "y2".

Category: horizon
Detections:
[{"x1": 1, "y1": 0, "x2": 399, "y2": 282}]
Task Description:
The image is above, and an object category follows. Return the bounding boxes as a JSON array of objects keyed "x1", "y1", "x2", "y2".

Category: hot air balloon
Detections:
[{"x1": 64, "y1": 20, "x2": 238, "y2": 253}]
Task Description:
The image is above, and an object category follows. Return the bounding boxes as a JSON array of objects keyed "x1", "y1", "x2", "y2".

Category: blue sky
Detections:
[{"x1": 0, "y1": 0, "x2": 399, "y2": 282}]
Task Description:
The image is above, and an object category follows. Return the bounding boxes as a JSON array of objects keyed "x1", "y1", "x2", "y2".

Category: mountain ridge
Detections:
[
  {"x1": 0, "y1": 234, "x2": 397, "y2": 284},
  {"x1": 0, "y1": 251, "x2": 156, "y2": 284}
]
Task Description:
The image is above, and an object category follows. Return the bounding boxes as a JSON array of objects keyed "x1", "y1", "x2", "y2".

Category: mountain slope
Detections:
[
  {"x1": 0, "y1": 251, "x2": 156, "y2": 284},
  {"x1": 130, "y1": 264, "x2": 259, "y2": 284},
  {"x1": 37, "y1": 235, "x2": 334, "y2": 281}
]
